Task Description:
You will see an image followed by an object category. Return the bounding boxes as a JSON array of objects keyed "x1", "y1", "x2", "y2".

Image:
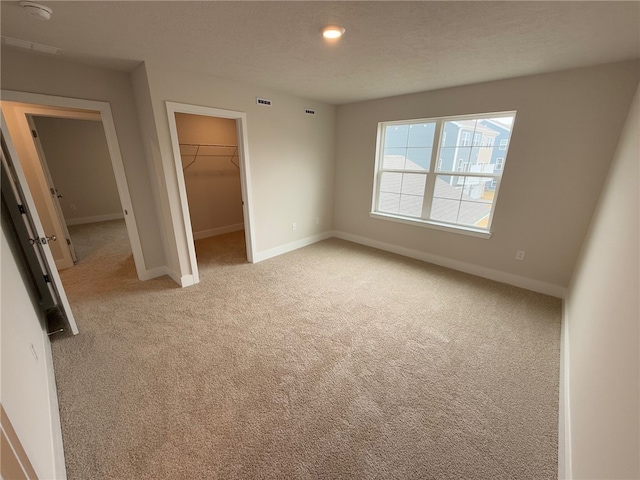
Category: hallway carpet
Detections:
[{"x1": 53, "y1": 222, "x2": 561, "y2": 479}]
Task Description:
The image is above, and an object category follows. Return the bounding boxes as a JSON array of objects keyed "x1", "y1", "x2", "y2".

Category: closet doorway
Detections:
[{"x1": 167, "y1": 103, "x2": 255, "y2": 284}]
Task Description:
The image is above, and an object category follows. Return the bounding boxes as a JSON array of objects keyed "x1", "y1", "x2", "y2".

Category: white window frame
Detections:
[
  {"x1": 499, "y1": 138, "x2": 508, "y2": 150},
  {"x1": 371, "y1": 111, "x2": 516, "y2": 238},
  {"x1": 495, "y1": 157, "x2": 505, "y2": 171}
]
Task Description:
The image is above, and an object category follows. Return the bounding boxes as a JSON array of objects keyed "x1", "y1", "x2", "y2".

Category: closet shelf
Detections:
[{"x1": 180, "y1": 143, "x2": 239, "y2": 171}]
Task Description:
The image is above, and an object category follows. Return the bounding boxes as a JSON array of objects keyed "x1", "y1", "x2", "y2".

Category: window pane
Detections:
[
  {"x1": 399, "y1": 195, "x2": 424, "y2": 217},
  {"x1": 384, "y1": 125, "x2": 410, "y2": 148},
  {"x1": 383, "y1": 147, "x2": 406, "y2": 169},
  {"x1": 458, "y1": 201, "x2": 492, "y2": 227},
  {"x1": 431, "y1": 176, "x2": 495, "y2": 227},
  {"x1": 401, "y1": 173, "x2": 426, "y2": 195},
  {"x1": 434, "y1": 175, "x2": 464, "y2": 200},
  {"x1": 475, "y1": 116, "x2": 514, "y2": 172},
  {"x1": 379, "y1": 172, "x2": 402, "y2": 193},
  {"x1": 431, "y1": 198, "x2": 460, "y2": 223},
  {"x1": 379, "y1": 173, "x2": 426, "y2": 217},
  {"x1": 461, "y1": 176, "x2": 494, "y2": 203},
  {"x1": 442, "y1": 119, "x2": 477, "y2": 146},
  {"x1": 468, "y1": 146, "x2": 498, "y2": 174},
  {"x1": 407, "y1": 123, "x2": 436, "y2": 147},
  {"x1": 405, "y1": 148, "x2": 431, "y2": 171},
  {"x1": 379, "y1": 192, "x2": 400, "y2": 213},
  {"x1": 437, "y1": 147, "x2": 472, "y2": 173}
]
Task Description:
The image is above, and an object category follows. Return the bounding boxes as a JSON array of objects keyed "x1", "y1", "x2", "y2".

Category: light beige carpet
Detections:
[{"x1": 53, "y1": 221, "x2": 561, "y2": 479}]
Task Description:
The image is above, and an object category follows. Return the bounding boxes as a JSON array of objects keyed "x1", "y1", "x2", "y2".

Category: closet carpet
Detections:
[{"x1": 53, "y1": 221, "x2": 561, "y2": 479}]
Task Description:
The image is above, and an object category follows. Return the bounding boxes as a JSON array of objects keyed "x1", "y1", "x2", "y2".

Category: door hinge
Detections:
[
  {"x1": 31, "y1": 130, "x2": 38, "y2": 138},
  {"x1": 43, "y1": 274, "x2": 51, "y2": 283},
  {"x1": 50, "y1": 187, "x2": 56, "y2": 196},
  {"x1": 66, "y1": 238, "x2": 71, "y2": 245},
  {"x1": 18, "y1": 204, "x2": 26, "y2": 214}
]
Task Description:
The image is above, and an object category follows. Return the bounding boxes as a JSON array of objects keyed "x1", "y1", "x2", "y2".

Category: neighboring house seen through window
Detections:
[{"x1": 371, "y1": 112, "x2": 516, "y2": 236}]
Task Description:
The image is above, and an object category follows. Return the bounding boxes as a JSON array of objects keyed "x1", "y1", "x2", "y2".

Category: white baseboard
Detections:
[
  {"x1": 559, "y1": 299, "x2": 572, "y2": 480},
  {"x1": 137, "y1": 265, "x2": 168, "y2": 281},
  {"x1": 332, "y1": 230, "x2": 567, "y2": 298},
  {"x1": 65, "y1": 213, "x2": 124, "y2": 226},
  {"x1": 193, "y1": 223, "x2": 243, "y2": 240},
  {"x1": 253, "y1": 231, "x2": 334, "y2": 263}
]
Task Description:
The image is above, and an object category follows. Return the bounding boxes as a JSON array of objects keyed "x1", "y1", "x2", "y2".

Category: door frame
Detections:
[
  {"x1": 26, "y1": 112, "x2": 102, "y2": 265},
  {"x1": 1, "y1": 90, "x2": 147, "y2": 280},
  {"x1": 166, "y1": 102, "x2": 256, "y2": 285}
]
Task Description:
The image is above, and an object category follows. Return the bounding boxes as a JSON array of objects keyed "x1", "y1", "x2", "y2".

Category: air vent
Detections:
[
  {"x1": 304, "y1": 108, "x2": 316, "y2": 115},
  {"x1": 256, "y1": 97, "x2": 272, "y2": 106}
]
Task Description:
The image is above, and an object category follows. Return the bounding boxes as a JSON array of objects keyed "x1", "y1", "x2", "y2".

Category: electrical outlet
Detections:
[
  {"x1": 292, "y1": 223, "x2": 297, "y2": 231},
  {"x1": 516, "y1": 250, "x2": 526, "y2": 261}
]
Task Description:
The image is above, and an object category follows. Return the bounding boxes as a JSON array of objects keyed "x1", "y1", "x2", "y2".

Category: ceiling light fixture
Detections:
[
  {"x1": 19, "y1": 1, "x2": 53, "y2": 21},
  {"x1": 322, "y1": 25, "x2": 345, "y2": 40}
]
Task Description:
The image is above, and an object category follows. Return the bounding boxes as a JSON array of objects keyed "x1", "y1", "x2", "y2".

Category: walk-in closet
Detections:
[{"x1": 175, "y1": 113, "x2": 245, "y2": 261}]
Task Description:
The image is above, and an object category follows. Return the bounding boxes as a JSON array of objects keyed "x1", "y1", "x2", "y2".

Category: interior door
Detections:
[
  {"x1": 1, "y1": 115, "x2": 79, "y2": 335},
  {"x1": 26, "y1": 115, "x2": 78, "y2": 263}
]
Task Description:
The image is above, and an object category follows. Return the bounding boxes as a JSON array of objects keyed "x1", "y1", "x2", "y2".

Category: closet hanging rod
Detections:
[
  {"x1": 180, "y1": 143, "x2": 240, "y2": 171},
  {"x1": 179, "y1": 143, "x2": 238, "y2": 148}
]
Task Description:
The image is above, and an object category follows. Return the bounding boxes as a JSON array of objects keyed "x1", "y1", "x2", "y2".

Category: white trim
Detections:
[
  {"x1": 332, "y1": 230, "x2": 566, "y2": 298},
  {"x1": 137, "y1": 265, "x2": 168, "y2": 281},
  {"x1": 253, "y1": 231, "x2": 334, "y2": 263},
  {"x1": 65, "y1": 213, "x2": 124, "y2": 226},
  {"x1": 1, "y1": 90, "x2": 148, "y2": 282},
  {"x1": 559, "y1": 298, "x2": 572, "y2": 480},
  {"x1": 42, "y1": 325, "x2": 68, "y2": 480},
  {"x1": 193, "y1": 223, "x2": 244, "y2": 240},
  {"x1": 165, "y1": 102, "x2": 257, "y2": 288},
  {"x1": 370, "y1": 212, "x2": 492, "y2": 239}
]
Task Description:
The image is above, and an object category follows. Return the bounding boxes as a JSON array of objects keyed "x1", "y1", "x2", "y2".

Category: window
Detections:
[{"x1": 372, "y1": 112, "x2": 516, "y2": 236}]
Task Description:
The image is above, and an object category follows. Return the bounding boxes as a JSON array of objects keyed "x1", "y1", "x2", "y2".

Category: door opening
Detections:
[
  {"x1": 0, "y1": 92, "x2": 145, "y2": 281},
  {"x1": 166, "y1": 103, "x2": 256, "y2": 286}
]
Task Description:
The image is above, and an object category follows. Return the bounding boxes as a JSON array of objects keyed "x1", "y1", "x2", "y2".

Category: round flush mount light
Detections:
[
  {"x1": 322, "y1": 25, "x2": 345, "y2": 39},
  {"x1": 19, "y1": 1, "x2": 53, "y2": 21}
]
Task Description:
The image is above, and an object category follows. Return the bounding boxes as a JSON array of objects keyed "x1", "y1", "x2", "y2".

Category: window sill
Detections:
[{"x1": 369, "y1": 212, "x2": 492, "y2": 239}]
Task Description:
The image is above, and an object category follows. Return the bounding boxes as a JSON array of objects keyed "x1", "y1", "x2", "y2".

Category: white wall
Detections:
[
  {"x1": 33, "y1": 116, "x2": 123, "y2": 224},
  {"x1": 334, "y1": 61, "x2": 639, "y2": 292},
  {"x1": 0, "y1": 219, "x2": 65, "y2": 479},
  {"x1": 564, "y1": 85, "x2": 639, "y2": 479},
  {"x1": 175, "y1": 114, "x2": 243, "y2": 238},
  {"x1": 136, "y1": 62, "x2": 336, "y2": 280},
  {"x1": 1, "y1": 49, "x2": 165, "y2": 270}
]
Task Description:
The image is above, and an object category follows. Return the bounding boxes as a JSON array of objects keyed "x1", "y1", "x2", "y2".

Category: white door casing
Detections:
[
  {"x1": 165, "y1": 102, "x2": 256, "y2": 286},
  {"x1": 1, "y1": 90, "x2": 148, "y2": 281}
]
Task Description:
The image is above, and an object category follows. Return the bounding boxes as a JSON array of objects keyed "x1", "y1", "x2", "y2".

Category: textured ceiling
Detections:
[{"x1": 1, "y1": 1, "x2": 639, "y2": 104}]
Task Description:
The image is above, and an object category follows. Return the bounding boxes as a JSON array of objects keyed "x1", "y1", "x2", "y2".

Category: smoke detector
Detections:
[{"x1": 19, "y1": 1, "x2": 52, "y2": 21}]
